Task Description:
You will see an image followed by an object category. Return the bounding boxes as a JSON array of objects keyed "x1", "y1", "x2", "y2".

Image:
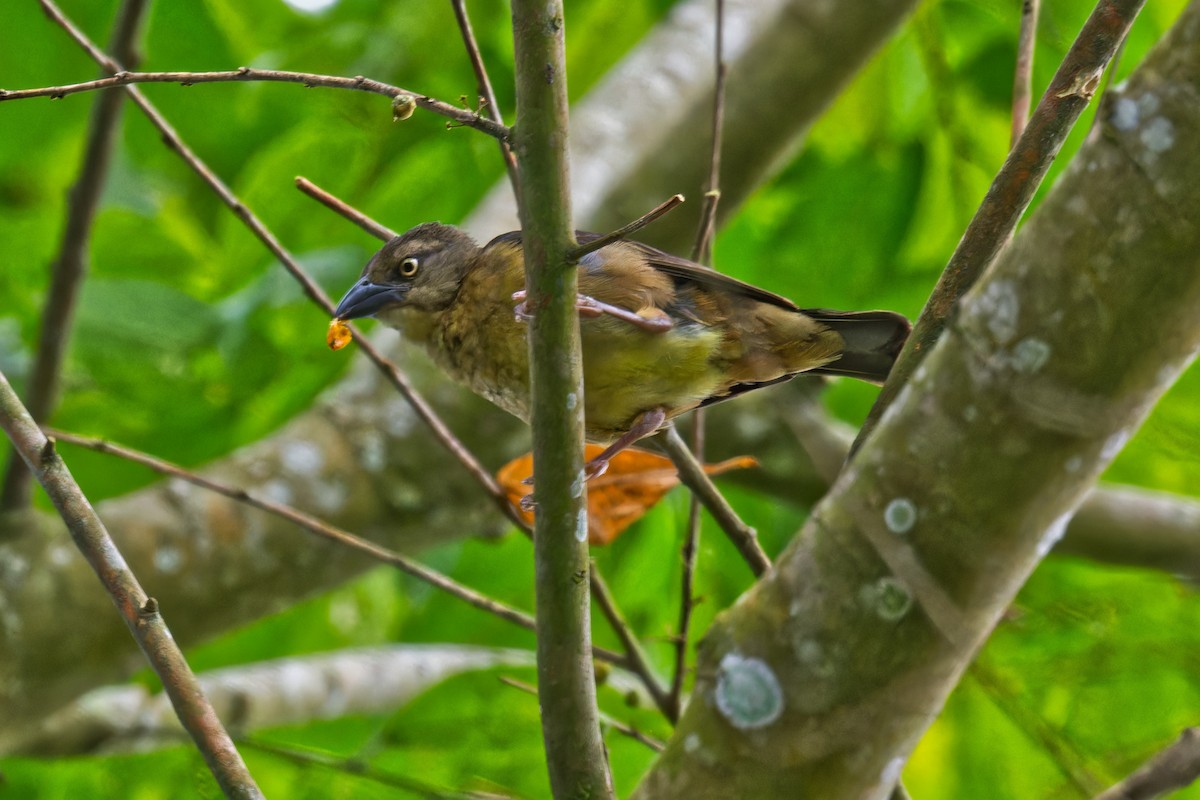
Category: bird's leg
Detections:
[
  {"x1": 584, "y1": 408, "x2": 667, "y2": 480},
  {"x1": 513, "y1": 290, "x2": 673, "y2": 334},
  {"x1": 519, "y1": 408, "x2": 667, "y2": 509}
]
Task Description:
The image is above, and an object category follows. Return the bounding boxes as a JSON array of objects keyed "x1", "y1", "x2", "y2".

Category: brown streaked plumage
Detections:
[{"x1": 334, "y1": 222, "x2": 909, "y2": 477}]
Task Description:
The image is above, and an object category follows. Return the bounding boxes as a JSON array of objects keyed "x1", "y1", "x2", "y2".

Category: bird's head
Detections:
[{"x1": 334, "y1": 222, "x2": 479, "y2": 322}]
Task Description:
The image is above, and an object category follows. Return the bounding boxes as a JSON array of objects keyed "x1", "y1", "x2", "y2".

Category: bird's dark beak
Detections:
[{"x1": 334, "y1": 279, "x2": 408, "y2": 320}]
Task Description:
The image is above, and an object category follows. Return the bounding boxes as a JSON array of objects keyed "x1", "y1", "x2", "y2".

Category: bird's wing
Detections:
[
  {"x1": 619, "y1": 240, "x2": 800, "y2": 312},
  {"x1": 492, "y1": 230, "x2": 803, "y2": 313}
]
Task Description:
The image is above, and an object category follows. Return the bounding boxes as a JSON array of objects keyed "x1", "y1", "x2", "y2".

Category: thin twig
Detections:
[
  {"x1": 568, "y1": 194, "x2": 685, "y2": 260},
  {"x1": 499, "y1": 677, "x2": 666, "y2": 754},
  {"x1": 690, "y1": 0, "x2": 726, "y2": 266},
  {"x1": 662, "y1": 424, "x2": 769, "y2": 577},
  {"x1": 0, "y1": 60, "x2": 510, "y2": 142},
  {"x1": 971, "y1": 663, "x2": 1104, "y2": 795},
  {"x1": 1094, "y1": 728, "x2": 1200, "y2": 800},
  {"x1": 37, "y1": 0, "x2": 527, "y2": 531},
  {"x1": 242, "y1": 736, "x2": 505, "y2": 799},
  {"x1": 1012, "y1": 0, "x2": 1042, "y2": 147},
  {"x1": 1, "y1": 0, "x2": 151, "y2": 512},
  {"x1": 671, "y1": 0, "x2": 728, "y2": 722},
  {"x1": 853, "y1": 0, "x2": 1147, "y2": 455},
  {"x1": 0, "y1": 373, "x2": 262, "y2": 799},
  {"x1": 295, "y1": 176, "x2": 397, "y2": 241},
  {"x1": 46, "y1": 427, "x2": 627, "y2": 670},
  {"x1": 587, "y1": 563, "x2": 673, "y2": 720},
  {"x1": 449, "y1": 0, "x2": 520, "y2": 199}
]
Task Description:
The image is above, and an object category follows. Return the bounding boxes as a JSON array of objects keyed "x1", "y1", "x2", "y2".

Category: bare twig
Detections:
[
  {"x1": 295, "y1": 176, "x2": 397, "y2": 241},
  {"x1": 0, "y1": 373, "x2": 262, "y2": 799},
  {"x1": 449, "y1": 0, "x2": 520, "y2": 198},
  {"x1": 588, "y1": 563, "x2": 673, "y2": 720},
  {"x1": 568, "y1": 194, "x2": 685, "y2": 261},
  {"x1": 42, "y1": 429, "x2": 615, "y2": 659},
  {"x1": 662, "y1": 424, "x2": 769, "y2": 577},
  {"x1": 37, "y1": 0, "x2": 526, "y2": 531},
  {"x1": 669, "y1": 471, "x2": 703, "y2": 721},
  {"x1": 499, "y1": 677, "x2": 666, "y2": 754},
  {"x1": 854, "y1": 0, "x2": 1147, "y2": 454},
  {"x1": 242, "y1": 736, "x2": 505, "y2": 799},
  {"x1": 1012, "y1": 0, "x2": 1042, "y2": 146},
  {"x1": 671, "y1": 0, "x2": 728, "y2": 722},
  {"x1": 690, "y1": 0, "x2": 726, "y2": 266},
  {"x1": 0, "y1": 59, "x2": 509, "y2": 141},
  {"x1": 1094, "y1": 728, "x2": 1200, "y2": 800},
  {"x1": 971, "y1": 663, "x2": 1104, "y2": 795},
  {"x1": 0, "y1": 0, "x2": 151, "y2": 512}
]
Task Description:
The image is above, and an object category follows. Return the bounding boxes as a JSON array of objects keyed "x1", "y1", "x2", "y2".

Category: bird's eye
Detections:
[{"x1": 400, "y1": 257, "x2": 420, "y2": 277}]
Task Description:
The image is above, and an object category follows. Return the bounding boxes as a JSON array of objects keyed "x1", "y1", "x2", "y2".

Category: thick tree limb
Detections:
[
  {"x1": 11, "y1": 645, "x2": 534, "y2": 757},
  {"x1": 633, "y1": 6, "x2": 1200, "y2": 795}
]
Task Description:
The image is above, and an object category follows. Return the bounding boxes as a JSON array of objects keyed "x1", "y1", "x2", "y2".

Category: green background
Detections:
[{"x1": 0, "y1": 0, "x2": 1196, "y2": 796}]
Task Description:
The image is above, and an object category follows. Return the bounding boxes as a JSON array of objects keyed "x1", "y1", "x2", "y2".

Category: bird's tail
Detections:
[{"x1": 803, "y1": 309, "x2": 911, "y2": 384}]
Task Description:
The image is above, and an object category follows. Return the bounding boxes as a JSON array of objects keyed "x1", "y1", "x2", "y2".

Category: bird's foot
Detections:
[
  {"x1": 582, "y1": 407, "x2": 668, "y2": 481},
  {"x1": 511, "y1": 290, "x2": 673, "y2": 334},
  {"x1": 517, "y1": 410, "x2": 666, "y2": 510},
  {"x1": 575, "y1": 295, "x2": 674, "y2": 333},
  {"x1": 512, "y1": 290, "x2": 535, "y2": 322}
]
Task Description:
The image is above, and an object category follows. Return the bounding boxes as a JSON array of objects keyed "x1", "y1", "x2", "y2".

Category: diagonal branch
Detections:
[
  {"x1": 1094, "y1": 728, "x2": 1200, "y2": 800},
  {"x1": 0, "y1": 0, "x2": 151, "y2": 512},
  {"x1": 854, "y1": 0, "x2": 1147, "y2": 454},
  {"x1": 449, "y1": 0, "x2": 521, "y2": 197},
  {"x1": 0, "y1": 52, "x2": 508, "y2": 141},
  {"x1": 662, "y1": 425, "x2": 769, "y2": 576},
  {"x1": 0, "y1": 373, "x2": 263, "y2": 799}
]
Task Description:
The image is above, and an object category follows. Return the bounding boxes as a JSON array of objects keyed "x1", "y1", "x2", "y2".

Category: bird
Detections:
[{"x1": 333, "y1": 222, "x2": 909, "y2": 478}]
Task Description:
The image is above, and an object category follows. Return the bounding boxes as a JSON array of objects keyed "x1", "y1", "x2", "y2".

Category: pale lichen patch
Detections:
[
  {"x1": 714, "y1": 653, "x2": 784, "y2": 730},
  {"x1": 884, "y1": 498, "x2": 917, "y2": 535},
  {"x1": 860, "y1": 577, "x2": 913, "y2": 621}
]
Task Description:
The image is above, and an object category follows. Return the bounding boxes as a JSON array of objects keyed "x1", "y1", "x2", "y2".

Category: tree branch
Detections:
[
  {"x1": 1012, "y1": 0, "x2": 1043, "y2": 146},
  {"x1": 854, "y1": 0, "x2": 1148, "y2": 454},
  {"x1": 511, "y1": 0, "x2": 613, "y2": 795},
  {"x1": 11, "y1": 644, "x2": 533, "y2": 758},
  {"x1": 0, "y1": 373, "x2": 262, "y2": 799},
  {"x1": 449, "y1": 0, "x2": 520, "y2": 197},
  {"x1": 0, "y1": 0, "x2": 151, "y2": 512},
  {"x1": 1095, "y1": 728, "x2": 1200, "y2": 800},
  {"x1": 0, "y1": 62, "x2": 509, "y2": 141}
]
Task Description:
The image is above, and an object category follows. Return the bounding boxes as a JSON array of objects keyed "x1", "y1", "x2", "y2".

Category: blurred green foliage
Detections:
[{"x1": 0, "y1": 0, "x2": 1196, "y2": 797}]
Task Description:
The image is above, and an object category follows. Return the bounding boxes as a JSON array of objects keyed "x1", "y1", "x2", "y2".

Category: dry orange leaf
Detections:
[
  {"x1": 327, "y1": 318, "x2": 352, "y2": 351},
  {"x1": 497, "y1": 444, "x2": 757, "y2": 546}
]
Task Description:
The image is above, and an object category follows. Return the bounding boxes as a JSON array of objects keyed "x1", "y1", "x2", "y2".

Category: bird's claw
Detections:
[
  {"x1": 584, "y1": 457, "x2": 610, "y2": 480},
  {"x1": 512, "y1": 290, "x2": 534, "y2": 323},
  {"x1": 510, "y1": 290, "x2": 672, "y2": 334},
  {"x1": 519, "y1": 493, "x2": 537, "y2": 512}
]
